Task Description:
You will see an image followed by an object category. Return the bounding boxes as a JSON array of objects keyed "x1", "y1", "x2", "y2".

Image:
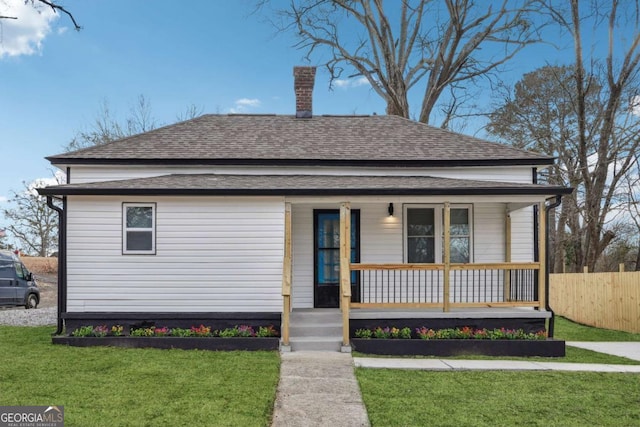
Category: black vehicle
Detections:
[{"x1": 0, "y1": 250, "x2": 39, "y2": 309}]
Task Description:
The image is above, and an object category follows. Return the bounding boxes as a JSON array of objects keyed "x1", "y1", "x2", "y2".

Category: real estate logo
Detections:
[{"x1": 0, "y1": 406, "x2": 64, "y2": 427}]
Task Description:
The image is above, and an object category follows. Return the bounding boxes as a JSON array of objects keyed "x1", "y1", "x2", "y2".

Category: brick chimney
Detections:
[{"x1": 293, "y1": 66, "x2": 316, "y2": 118}]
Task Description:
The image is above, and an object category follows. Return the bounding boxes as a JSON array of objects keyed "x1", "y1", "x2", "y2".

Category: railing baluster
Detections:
[{"x1": 349, "y1": 264, "x2": 538, "y2": 307}]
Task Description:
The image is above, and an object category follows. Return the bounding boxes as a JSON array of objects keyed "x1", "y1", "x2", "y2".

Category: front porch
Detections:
[{"x1": 281, "y1": 199, "x2": 550, "y2": 348}]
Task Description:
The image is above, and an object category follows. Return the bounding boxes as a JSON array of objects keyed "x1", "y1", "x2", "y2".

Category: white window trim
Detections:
[
  {"x1": 122, "y1": 203, "x2": 156, "y2": 255},
  {"x1": 403, "y1": 203, "x2": 473, "y2": 263}
]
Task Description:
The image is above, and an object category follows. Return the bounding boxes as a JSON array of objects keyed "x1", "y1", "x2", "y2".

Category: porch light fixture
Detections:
[{"x1": 388, "y1": 203, "x2": 394, "y2": 216}]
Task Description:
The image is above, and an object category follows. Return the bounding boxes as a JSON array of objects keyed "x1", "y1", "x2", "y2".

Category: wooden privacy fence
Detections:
[{"x1": 549, "y1": 267, "x2": 640, "y2": 333}]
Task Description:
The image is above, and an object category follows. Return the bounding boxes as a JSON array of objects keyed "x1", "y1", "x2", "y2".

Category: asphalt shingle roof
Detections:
[
  {"x1": 47, "y1": 114, "x2": 552, "y2": 166},
  {"x1": 37, "y1": 174, "x2": 572, "y2": 196}
]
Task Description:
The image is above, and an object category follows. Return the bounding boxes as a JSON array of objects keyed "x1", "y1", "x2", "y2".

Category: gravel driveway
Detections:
[
  {"x1": 0, "y1": 273, "x2": 58, "y2": 326},
  {"x1": 0, "y1": 306, "x2": 56, "y2": 326}
]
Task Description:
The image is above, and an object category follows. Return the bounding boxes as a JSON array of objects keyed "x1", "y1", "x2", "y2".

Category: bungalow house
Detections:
[{"x1": 39, "y1": 66, "x2": 571, "y2": 351}]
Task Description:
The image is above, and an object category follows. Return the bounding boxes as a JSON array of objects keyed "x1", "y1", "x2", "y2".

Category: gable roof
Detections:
[
  {"x1": 37, "y1": 173, "x2": 572, "y2": 197},
  {"x1": 47, "y1": 114, "x2": 552, "y2": 167}
]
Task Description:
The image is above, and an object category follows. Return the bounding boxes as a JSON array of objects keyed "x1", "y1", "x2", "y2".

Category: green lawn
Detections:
[
  {"x1": 357, "y1": 369, "x2": 640, "y2": 427},
  {"x1": 554, "y1": 316, "x2": 640, "y2": 341},
  {"x1": 357, "y1": 317, "x2": 640, "y2": 426},
  {"x1": 0, "y1": 326, "x2": 280, "y2": 427}
]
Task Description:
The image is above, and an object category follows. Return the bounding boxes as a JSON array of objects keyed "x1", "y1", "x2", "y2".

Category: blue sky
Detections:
[
  {"x1": 0, "y1": 1, "x2": 614, "y2": 233},
  {"x1": 0, "y1": 1, "x2": 393, "y2": 212}
]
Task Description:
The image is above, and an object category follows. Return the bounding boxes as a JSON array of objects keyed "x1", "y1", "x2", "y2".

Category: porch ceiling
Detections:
[{"x1": 38, "y1": 173, "x2": 572, "y2": 197}]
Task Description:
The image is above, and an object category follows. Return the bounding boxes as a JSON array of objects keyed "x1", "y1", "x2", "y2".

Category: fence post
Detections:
[{"x1": 619, "y1": 263, "x2": 625, "y2": 273}]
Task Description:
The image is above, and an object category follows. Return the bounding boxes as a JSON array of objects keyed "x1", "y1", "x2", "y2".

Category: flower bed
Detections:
[
  {"x1": 52, "y1": 324, "x2": 280, "y2": 351},
  {"x1": 351, "y1": 326, "x2": 565, "y2": 357}
]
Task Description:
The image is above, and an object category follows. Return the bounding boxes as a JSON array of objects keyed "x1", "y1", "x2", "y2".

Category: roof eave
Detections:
[
  {"x1": 37, "y1": 186, "x2": 573, "y2": 197},
  {"x1": 46, "y1": 157, "x2": 555, "y2": 168}
]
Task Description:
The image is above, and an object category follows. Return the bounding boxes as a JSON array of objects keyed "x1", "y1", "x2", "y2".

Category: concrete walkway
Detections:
[
  {"x1": 271, "y1": 351, "x2": 370, "y2": 427},
  {"x1": 354, "y1": 341, "x2": 640, "y2": 373},
  {"x1": 354, "y1": 357, "x2": 640, "y2": 372},
  {"x1": 567, "y1": 341, "x2": 640, "y2": 361}
]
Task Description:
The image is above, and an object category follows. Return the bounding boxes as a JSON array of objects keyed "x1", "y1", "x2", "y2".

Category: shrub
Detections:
[
  {"x1": 130, "y1": 327, "x2": 155, "y2": 337},
  {"x1": 170, "y1": 328, "x2": 194, "y2": 337},
  {"x1": 355, "y1": 329, "x2": 373, "y2": 339},
  {"x1": 416, "y1": 327, "x2": 548, "y2": 340},
  {"x1": 256, "y1": 325, "x2": 279, "y2": 337},
  {"x1": 70, "y1": 326, "x2": 95, "y2": 337},
  {"x1": 110, "y1": 325, "x2": 124, "y2": 336}
]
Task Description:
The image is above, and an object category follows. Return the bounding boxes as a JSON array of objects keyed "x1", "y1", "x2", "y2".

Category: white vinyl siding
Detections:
[
  {"x1": 66, "y1": 196, "x2": 285, "y2": 312},
  {"x1": 68, "y1": 165, "x2": 536, "y2": 184},
  {"x1": 509, "y1": 206, "x2": 535, "y2": 262}
]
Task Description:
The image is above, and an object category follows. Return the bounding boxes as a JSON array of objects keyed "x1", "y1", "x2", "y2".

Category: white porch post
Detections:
[
  {"x1": 339, "y1": 202, "x2": 351, "y2": 346},
  {"x1": 504, "y1": 209, "x2": 512, "y2": 302},
  {"x1": 443, "y1": 201, "x2": 451, "y2": 312},
  {"x1": 281, "y1": 202, "x2": 292, "y2": 346}
]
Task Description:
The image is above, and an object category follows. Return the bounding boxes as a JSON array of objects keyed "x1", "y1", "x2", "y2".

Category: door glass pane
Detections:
[
  {"x1": 408, "y1": 237, "x2": 435, "y2": 263},
  {"x1": 317, "y1": 214, "x2": 340, "y2": 248},
  {"x1": 317, "y1": 250, "x2": 340, "y2": 285}
]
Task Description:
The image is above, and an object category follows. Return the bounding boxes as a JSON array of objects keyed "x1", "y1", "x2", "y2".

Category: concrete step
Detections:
[
  {"x1": 290, "y1": 324, "x2": 342, "y2": 337},
  {"x1": 289, "y1": 337, "x2": 343, "y2": 352},
  {"x1": 290, "y1": 309, "x2": 341, "y2": 324}
]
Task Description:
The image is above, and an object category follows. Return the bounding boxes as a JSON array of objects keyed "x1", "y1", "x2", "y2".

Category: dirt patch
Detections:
[{"x1": 22, "y1": 256, "x2": 58, "y2": 275}]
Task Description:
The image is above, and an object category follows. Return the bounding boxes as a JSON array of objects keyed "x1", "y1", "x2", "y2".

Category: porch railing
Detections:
[{"x1": 350, "y1": 262, "x2": 541, "y2": 310}]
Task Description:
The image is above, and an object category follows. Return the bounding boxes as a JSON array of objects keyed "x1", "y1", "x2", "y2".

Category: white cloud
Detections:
[
  {"x1": 27, "y1": 171, "x2": 66, "y2": 195},
  {"x1": 333, "y1": 76, "x2": 370, "y2": 89},
  {"x1": 0, "y1": 196, "x2": 7, "y2": 203},
  {"x1": 0, "y1": 0, "x2": 59, "y2": 58},
  {"x1": 236, "y1": 98, "x2": 260, "y2": 107},
  {"x1": 229, "y1": 98, "x2": 261, "y2": 113}
]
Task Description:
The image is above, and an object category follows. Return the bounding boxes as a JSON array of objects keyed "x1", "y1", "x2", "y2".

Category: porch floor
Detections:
[{"x1": 349, "y1": 307, "x2": 550, "y2": 320}]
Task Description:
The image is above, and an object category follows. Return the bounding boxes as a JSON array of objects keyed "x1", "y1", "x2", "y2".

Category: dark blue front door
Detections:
[{"x1": 314, "y1": 210, "x2": 360, "y2": 308}]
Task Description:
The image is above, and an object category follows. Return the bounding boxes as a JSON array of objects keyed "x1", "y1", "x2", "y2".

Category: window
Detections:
[
  {"x1": 123, "y1": 203, "x2": 156, "y2": 254},
  {"x1": 405, "y1": 204, "x2": 472, "y2": 263},
  {"x1": 15, "y1": 263, "x2": 27, "y2": 280},
  {"x1": 449, "y1": 208, "x2": 471, "y2": 263},
  {"x1": 407, "y1": 208, "x2": 435, "y2": 263}
]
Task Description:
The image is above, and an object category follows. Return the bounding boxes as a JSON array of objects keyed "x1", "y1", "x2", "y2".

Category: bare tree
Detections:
[
  {"x1": 0, "y1": 0, "x2": 81, "y2": 30},
  {"x1": 263, "y1": 0, "x2": 541, "y2": 126},
  {"x1": 488, "y1": 0, "x2": 640, "y2": 272},
  {"x1": 621, "y1": 156, "x2": 640, "y2": 270},
  {"x1": 65, "y1": 96, "x2": 207, "y2": 152},
  {"x1": 0, "y1": 228, "x2": 11, "y2": 251},
  {"x1": 176, "y1": 104, "x2": 205, "y2": 122},
  {"x1": 3, "y1": 179, "x2": 60, "y2": 257},
  {"x1": 65, "y1": 95, "x2": 158, "y2": 152}
]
